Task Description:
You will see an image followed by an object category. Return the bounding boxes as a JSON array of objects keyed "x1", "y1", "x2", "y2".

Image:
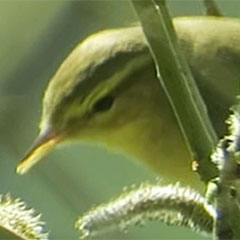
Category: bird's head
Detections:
[{"x1": 16, "y1": 26, "x2": 157, "y2": 174}]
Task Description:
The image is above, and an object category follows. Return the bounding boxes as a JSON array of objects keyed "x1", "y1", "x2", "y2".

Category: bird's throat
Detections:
[{"x1": 104, "y1": 98, "x2": 204, "y2": 191}]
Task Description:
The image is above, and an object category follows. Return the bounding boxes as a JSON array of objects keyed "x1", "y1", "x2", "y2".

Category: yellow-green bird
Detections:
[{"x1": 17, "y1": 17, "x2": 240, "y2": 189}]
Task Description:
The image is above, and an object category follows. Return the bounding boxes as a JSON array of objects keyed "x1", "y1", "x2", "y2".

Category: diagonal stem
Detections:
[{"x1": 131, "y1": 0, "x2": 218, "y2": 183}]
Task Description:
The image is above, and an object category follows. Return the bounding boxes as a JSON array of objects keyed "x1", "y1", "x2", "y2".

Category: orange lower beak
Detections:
[{"x1": 16, "y1": 128, "x2": 62, "y2": 175}]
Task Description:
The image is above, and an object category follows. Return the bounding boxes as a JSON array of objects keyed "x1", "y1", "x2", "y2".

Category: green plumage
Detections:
[{"x1": 18, "y1": 17, "x2": 240, "y2": 189}]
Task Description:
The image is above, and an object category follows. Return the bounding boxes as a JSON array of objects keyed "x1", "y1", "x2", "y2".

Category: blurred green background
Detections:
[{"x1": 0, "y1": 1, "x2": 239, "y2": 239}]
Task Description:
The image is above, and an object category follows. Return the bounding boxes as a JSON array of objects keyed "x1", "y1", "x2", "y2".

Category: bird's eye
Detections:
[{"x1": 92, "y1": 95, "x2": 114, "y2": 112}]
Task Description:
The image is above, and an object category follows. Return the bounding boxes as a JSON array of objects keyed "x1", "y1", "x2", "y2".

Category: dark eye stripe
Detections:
[{"x1": 92, "y1": 95, "x2": 114, "y2": 112}]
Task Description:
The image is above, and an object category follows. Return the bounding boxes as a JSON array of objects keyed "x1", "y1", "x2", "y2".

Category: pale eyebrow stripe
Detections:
[{"x1": 62, "y1": 47, "x2": 151, "y2": 105}]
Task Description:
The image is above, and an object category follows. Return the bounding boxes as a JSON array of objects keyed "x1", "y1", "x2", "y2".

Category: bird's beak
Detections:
[{"x1": 16, "y1": 127, "x2": 62, "y2": 175}]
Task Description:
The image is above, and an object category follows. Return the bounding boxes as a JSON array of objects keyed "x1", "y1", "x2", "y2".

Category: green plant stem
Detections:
[
  {"x1": 203, "y1": 0, "x2": 223, "y2": 16},
  {"x1": 214, "y1": 151, "x2": 240, "y2": 240},
  {"x1": 131, "y1": 0, "x2": 218, "y2": 183},
  {"x1": 211, "y1": 105, "x2": 240, "y2": 240}
]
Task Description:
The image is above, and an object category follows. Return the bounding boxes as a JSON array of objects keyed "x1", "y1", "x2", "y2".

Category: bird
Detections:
[{"x1": 17, "y1": 16, "x2": 240, "y2": 190}]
